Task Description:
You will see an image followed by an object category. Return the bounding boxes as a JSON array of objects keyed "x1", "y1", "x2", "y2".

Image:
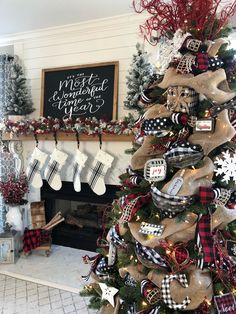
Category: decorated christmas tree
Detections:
[
  {"x1": 81, "y1": 1, "x2": 236, "y2": 313},
  {"x1": 5, "y1": 58, "x2": 34, "y2": 116},
  {"x1": 124, "y1": 43, "x2": 157, "y2": 113}
]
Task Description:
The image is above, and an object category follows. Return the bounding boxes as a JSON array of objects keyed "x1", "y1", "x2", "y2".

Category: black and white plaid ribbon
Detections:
[
  {"x1": 27, "y1": 159, "x2": 40, "y2": 183},
  {"x1": 164, "y1": 141, "x2": 203, "y2": 158},
  {"x1": 161, "y1": 274, "x2": 191, "y2": 310},
  {"x1": 213, "y1": 188, "x2": 231, "y2": 206},
  {"x1": 151, "y1": 186, "x2": 194, "y2": 218},
  {"x1": 135, "y1": 241, "x2": 168, "y2": 268},
  {"x1": 95, "y1": 257, "x2": 115, "y2": 280},
  {"x1": 210, "y1": 96, "x2": 236, "y2": 117},
  {"x1": 163, "y1": 141, "x2": 203, "y2": 168},
  {"x1": 45, "y1": 160, "x2": 59, "y2": 185},
  {"x1": 109, "y1": 225, "x2": 126, "y2": 248},
  {"x1": 88, "y1": 161, "x2": 105, "y2": 190}
]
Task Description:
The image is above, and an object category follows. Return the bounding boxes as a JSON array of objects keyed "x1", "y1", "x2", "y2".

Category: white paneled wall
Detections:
[{"x1": 0, "y1": 13, "x2": 156, "y2": 201}]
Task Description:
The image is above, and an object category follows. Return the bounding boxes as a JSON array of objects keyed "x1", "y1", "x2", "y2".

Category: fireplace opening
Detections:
[{"x1": 40, "y1": 180, "x2": 119, "y2": 251}]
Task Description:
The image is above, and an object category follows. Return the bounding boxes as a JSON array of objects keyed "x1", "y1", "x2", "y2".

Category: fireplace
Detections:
[{"x1": 40, "y1": 180, "x2": 119, "y2": 251}]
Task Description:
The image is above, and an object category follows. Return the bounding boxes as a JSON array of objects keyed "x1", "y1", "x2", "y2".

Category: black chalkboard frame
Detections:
[{"x1": 40, "y1": 61, "x2": 119, "y2": 120}]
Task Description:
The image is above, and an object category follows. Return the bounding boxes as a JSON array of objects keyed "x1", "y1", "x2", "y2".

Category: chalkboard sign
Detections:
[{"x1": 41, "y1": 62, "x2": 119, "y2": 120}]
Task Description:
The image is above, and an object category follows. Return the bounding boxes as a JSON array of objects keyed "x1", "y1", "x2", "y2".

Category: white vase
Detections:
[{"x1": 6, "y1": 205, "x2": 23, "y2": 233}]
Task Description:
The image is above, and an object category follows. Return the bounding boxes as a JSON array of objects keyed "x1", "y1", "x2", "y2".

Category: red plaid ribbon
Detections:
[
  {"x1": 82, "y1": 254, "x2": 101, "y2": 281},
  {"x1": 120, "y1": 192, "x2": 151, "y2": 222},
  {"x1": 196, "y1": 214, "x2": 214, "y2": 265},
  {"x1": 23, "y1": 228, "x2": 51, "y2": 253},
  {"x1": 199, "y1": 187, "x2": 215, "y2": 204}
]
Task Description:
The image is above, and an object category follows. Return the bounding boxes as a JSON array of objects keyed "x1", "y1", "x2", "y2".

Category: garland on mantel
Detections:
[{"x1": 1, "y1": 115, "x2": 137, "y2": 137}]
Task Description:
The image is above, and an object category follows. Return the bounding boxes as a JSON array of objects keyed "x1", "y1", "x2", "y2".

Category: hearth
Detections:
[{"x1": 41, "y1": 180, "x2": 119, "y2": 251}]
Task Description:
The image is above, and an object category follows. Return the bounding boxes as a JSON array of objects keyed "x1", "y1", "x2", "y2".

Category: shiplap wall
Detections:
[
  {"x1": 1, "y1": 13, "x2": 155, "y2": 118},
  {"x1": 0, "y1": 13, "x2": 156, "y2": 201}
]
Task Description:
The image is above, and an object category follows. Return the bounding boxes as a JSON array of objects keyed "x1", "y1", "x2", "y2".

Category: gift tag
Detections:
[
  {"x1": 214, "y1": 292, "x2": 236, "y2": 314},
  {"x1": 144, "y1": 158, "x2": 167, "y2": 182},
  {"x1": 195, "y1": 118, "x2": 214, "y2": 132},
  {"x1": 226, "y1": 240, "x2": 236, "y2": 257},
  {"x1": 139, "y1": 222, "x2": 165, "y2": 236},
  {"x1": 167, "y1": 177, "x2": 184, "y2": 196}
]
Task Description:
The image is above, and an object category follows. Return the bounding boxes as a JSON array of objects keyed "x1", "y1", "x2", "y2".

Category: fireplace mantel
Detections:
[{"x1": 3, "y1": 132, "x2": 134, "y2": 142}]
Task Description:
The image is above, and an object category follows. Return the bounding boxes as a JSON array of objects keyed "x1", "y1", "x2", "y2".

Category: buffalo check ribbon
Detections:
[
  {"x1": 135, "y1": 241, "x2": 169, "y2": 269},
  {"x1": 198, "y1": 187, "x2": 215, "y2": 204},
  {"x1": 196, "y1": 214, "x2": 214, "y2": 269},
  {"x1": 119, "y1": 192, "x2": 151, "y2": 223},
  {"x1": 161, "y1": 274, "x2": 191, "y2": 310},
  {"x1": 199, "y1": 187, "x2": 231, "y2": 206}
]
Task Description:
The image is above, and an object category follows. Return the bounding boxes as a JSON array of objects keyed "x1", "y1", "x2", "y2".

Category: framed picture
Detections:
[{"x1": 40, "y1": 61, "x2": 119, "y2": 120}]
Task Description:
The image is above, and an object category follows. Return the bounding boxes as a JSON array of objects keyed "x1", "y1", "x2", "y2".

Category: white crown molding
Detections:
[{"x1": 0, "y1": 13, "x2": 148, "y2": 45}]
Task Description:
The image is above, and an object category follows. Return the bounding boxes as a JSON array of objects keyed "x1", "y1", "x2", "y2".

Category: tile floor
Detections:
[{"x1": 0, "y1": 274, "x2": 98, "y2": 314}]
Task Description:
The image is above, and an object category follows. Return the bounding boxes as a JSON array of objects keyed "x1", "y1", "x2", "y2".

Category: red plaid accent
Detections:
[
  {"x1": 193, "y1": 301, "x2": 210, "y2": 314},
  {"x1": 197, "y1": 214, "x2": 214, "y2": 264},
  {"x1": 199, "y1": 187, "x2": 215, "y2": 204},
  {"x1": 214, "y1": 293, "x2": 236, "y2": 314},
  {"x1": 23, "y1": 228, "x2": 51, "y2": 253},
  {"x1": 173, "y1": 246, "x2": 189, "y2": 265},
  {"x1": 122, "y1": 193, "x2": 151, "y2": 222},
  {"x1": 196, "y1": 52, "x2": 209, "y2": 72}
]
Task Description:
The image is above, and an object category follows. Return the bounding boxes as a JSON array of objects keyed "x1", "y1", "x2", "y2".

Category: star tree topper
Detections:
[{"x1": 99, "y1": 282, "x2": 119, "y2": 307}]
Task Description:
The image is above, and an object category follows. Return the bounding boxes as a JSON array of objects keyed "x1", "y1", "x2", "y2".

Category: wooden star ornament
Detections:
[{"x1": 99, "y1": 282, "x2": 119, "y2": 307}]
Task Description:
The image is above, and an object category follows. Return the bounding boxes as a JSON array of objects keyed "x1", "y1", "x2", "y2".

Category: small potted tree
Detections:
[{"x1": 5, "y1": 57, "x2": 35, "y2": 121}]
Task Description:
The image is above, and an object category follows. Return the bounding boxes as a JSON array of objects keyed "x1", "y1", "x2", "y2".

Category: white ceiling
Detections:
[{"x1": 0, "y1": 0, "x2": 133, "y2": 36}]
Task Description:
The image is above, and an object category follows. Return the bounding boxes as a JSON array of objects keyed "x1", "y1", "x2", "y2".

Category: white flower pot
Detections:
[{"x1": 6, "y1": 205, "x2": 23, "y2": 233}]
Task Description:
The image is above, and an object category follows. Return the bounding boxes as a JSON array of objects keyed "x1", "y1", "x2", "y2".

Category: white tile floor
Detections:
[{"x1": 0, "y1": 274, "x2": 98, "y2": 314}]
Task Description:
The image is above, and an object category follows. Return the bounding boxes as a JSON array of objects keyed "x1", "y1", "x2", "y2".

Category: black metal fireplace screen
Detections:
[{"x1": 41, "y1": 180, "x2": 118, "y2": 251}]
